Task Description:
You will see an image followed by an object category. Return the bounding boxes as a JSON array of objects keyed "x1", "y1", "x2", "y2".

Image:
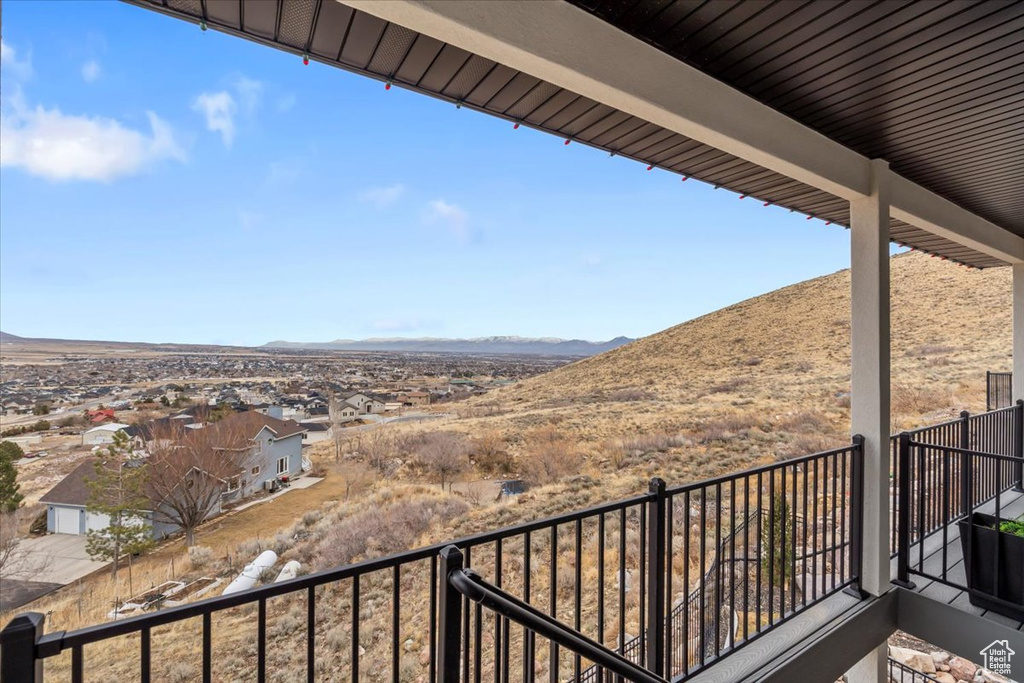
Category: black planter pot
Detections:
[{"x1": 958, "y1": 512, "x2": 1024, "y2": 621}]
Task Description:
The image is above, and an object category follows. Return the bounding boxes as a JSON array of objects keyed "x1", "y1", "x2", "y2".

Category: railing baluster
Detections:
[
  {"x1": 352, "y1": 576, "x2": 360, "y2": 683},
  {"x1": 548, "y1": 527, "x2": 558, "y2": 683},
  {"x1": 258, "y1": 597, "x2": 266, "y2": 683},
  {"x1": 431, "y1": 556, "x2": 438, "y2": 683},
  {"x1": 204, "y1": 611, "x2": 213, "y2": 683},
  {"x1": 495, "y1": 539, "x2": 503, "y2": 683},
  {"x1": 307, "y1": 586, "x2": 315, "y2": 683},
  {"x1": 72, "y1": 643, "x2": 83, "y2": 683},
  {"x1": 141, "y1": 626, "x2": 151, "y2": 683},
  {"x1": 597, "y1": 514, "x2": 605, "y2": 683},
  {"x1": 574, "y1": 519, "x2": 583, "y2": 683},
  {"x1": 394, "y1": 565, "x2": 402, "y2": 683}
]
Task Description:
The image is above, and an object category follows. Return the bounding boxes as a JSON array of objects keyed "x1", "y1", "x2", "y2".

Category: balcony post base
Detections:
[{"x1": 890, "y1": 578, "x2": 916, "y2": 590}]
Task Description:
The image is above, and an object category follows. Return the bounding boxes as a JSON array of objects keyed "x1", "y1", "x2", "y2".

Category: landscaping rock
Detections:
[
  {"x1": 890, "y1": 645, "x2": 937, "y2": 674},
  {"x1": 948, "y1": 657, "x2": 977, "y2": 681}
]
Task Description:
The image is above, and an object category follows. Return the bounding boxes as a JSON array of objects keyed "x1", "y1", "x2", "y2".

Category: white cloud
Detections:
[
  {"x1": 582, "y1": 252, "x2": 603, "y2": 267},
  {"x1": 423, "y1": 199, "x2": 471, "y2": 242},
  {"x1": 0, "y1": 103, "x2": 186, "y2": 182},
  {"x1": 0, "y1": 40, "x2": 33, "y2": 81},
  {"x1": 233, "y1": 76, "x2": 263, "y2": 114},
  {"x1": 192, "y1": 91, "x2": 237, "y2": 147},
  {"x1": 359, "y1": 184, "x2": 405, "y2": 208},
  {"x1": 81, "y1": 60, "x2": 101, "y2": 83}
]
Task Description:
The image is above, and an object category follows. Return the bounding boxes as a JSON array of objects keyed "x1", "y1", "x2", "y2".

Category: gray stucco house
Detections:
[{"x1": 40, "y1": 411, "x2": 306, "y2": 538}]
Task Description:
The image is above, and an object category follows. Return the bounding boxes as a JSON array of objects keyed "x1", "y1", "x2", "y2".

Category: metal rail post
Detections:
[
  {"x1": 1014, "y1": 400, "x2": 1023, "y2": 492},
  {"x1": 893, "y1": 433, "x2": 915, "y2": 589},
  {"x1": 844, "y1": 435, "x2": 868, "y2": 598},
  {"x1": 1, "y1": 612, "x2": 45, "y2": 683},
  {"x1": 645, "y1": 478, "x2": 667, "y2": 677},
  {"x1": 438, "y1": 546, "x2": 464, "y2": 683}
]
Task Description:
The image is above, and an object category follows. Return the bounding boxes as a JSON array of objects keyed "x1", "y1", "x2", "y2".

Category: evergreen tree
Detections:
[
  {"x1": 85, "y1": 432, "x2": 154, "y2": 578},
  {"x1": 761, "y1": 490, "x2": 796, "y2": 588},
  {"x1": 0, "y1": 441, "x2": 24, "y2": 512}
]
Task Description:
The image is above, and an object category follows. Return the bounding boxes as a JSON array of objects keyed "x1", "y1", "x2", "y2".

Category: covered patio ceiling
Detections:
[{"x1": 126, "y1": 0, "x2": 1023, "y2": 269}]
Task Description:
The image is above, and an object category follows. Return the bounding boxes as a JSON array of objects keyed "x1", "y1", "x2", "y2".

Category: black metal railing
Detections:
[
  {"x1": 1, "y1": 441, "x2": 863, "y2": 683},
  {"x1": 987, "y1": 371, "x2": 1013, "y2": 412},
  {"x1": 894, "y1": 437, "x2": 1024, "y2": 593},
  {"x1": 439, "y1": 547, "x2": 666, "y2": 683},
  {"x1": 889, "y1": 403, "x2": 1023, "y2": 555}
]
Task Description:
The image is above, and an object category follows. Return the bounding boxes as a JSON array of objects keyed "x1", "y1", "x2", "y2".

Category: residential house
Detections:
[
  {"x1": 340, "y1": 392, "x2": 385, "y2": 415},
  {"x1": 43, "y1": 411, "x2": 306, "y2": 537},
  {"x1": 82, "y1": 423, "x2": 131, "y2": 446},
  {"x1": 398, "y1": 391, "x2": 431, "y2": 407}
]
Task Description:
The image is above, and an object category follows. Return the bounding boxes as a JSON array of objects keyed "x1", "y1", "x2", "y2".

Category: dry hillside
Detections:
[{"x1": 452, "y1": 251, "x2": 1009, "y2": 446}]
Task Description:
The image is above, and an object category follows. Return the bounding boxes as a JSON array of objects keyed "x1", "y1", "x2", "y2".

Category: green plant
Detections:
[
  {"x1": 0, "y1": 441, "x2": 24, "y2": 512},
  {"x1": 762, "y1": 490, "x2": 796, "y2": 586},
  {"x1": 998, "y1": 518, "x2": 1024, "y2": 538}
]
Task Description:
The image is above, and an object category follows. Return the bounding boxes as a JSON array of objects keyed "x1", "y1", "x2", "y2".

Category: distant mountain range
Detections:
[{"x1": 262, "y1": 336, "x2": 635, "y2": 356}]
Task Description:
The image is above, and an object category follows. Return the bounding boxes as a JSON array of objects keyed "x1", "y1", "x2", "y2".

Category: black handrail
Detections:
[{"x1": 441, "y1": 547, "x2": 666, "y2": 683}]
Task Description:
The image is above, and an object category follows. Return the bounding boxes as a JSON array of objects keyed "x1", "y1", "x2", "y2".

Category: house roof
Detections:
[
  {"x1": 123, "y1": 0, "x2": 1023, "y2": 269},
  {"x1": 202, "y1": 410, "x2": 306, "y2": 442},
  {"x1": 40, "y1": 460, "x2": 96, "y2": 506},
  {"x1": 84, "y1": 423, "x2": 130, "y2": 434}
]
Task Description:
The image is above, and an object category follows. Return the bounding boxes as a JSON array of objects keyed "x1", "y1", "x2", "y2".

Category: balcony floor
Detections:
[{"x1": 892, "y1": 488, "x2": 1024, "y2": 632}]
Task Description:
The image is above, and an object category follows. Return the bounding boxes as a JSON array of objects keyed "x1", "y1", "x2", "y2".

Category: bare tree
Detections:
[
  {"x1": 328, "y1": 393, "x2": 347, "y2": 462},
  {"x1": 365, "y1": 429, "x2": 395, "y2": 477},
  {"x1": 343, "y1": 460, "x2": 374, "y2": 499},
  {"x1": 146, "y1": 423, "x2": 253, "y2": 547},
  {"x1": 0, "y1": 510, "x2": 52, "y2": 581},
  {"x1": 415, "y1": 432, "x2": 468, "y2": 491}
]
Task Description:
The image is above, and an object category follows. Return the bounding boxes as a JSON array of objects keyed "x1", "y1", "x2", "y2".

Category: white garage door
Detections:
[{"x1": 54, "y1": 507, "x2": 81, "y2": 535}]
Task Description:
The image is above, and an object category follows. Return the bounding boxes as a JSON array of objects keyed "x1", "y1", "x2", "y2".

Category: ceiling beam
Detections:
[{"x1": 344, "y1": 0, "x2": 1024, "y2": 264}]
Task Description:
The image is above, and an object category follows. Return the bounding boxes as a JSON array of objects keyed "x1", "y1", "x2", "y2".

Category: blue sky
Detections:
[{"x1": 1, "y1": 1, "x2": 862, "y2": 346}]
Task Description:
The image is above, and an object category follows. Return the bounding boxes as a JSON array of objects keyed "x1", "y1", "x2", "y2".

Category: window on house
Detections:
[
  {"x1": 276, "y1": 456, "x2": 288, "y2": 476},
  {"x1": 225, "y1": 475, "x2": 240, "y2": 492},
  {"x1": 251, "y1": 465, "x2": 261, "y2": 476}
]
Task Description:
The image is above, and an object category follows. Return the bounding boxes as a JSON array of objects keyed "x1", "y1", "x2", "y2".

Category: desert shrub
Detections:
[
  {"x1": 471, "y1": 431, "x2": 513, "y2": 474},
  {"x1": 793, "y1": 360, "x2": 814, "y2": 373},
  {"x1": 618, "y1": 432, "x2": 688, "y2": 455},
  {"x1": 236, "y1": 538, "x2": 263, "y2": 558},
  {"x1": 693, "y1": 413, "x2": 760, "y2": 444},
  {"x1": 302, "y1": 510, "x2": 322, "y2": 527},
  {"x1": 905, "y1": 344, "x2": 955, "y2": 357},
  {"x1": 774, "y1": 410, "x2": 830, "y2": 434},
  {"x1": 414, "y1": 432, "x2": 470, "y2": 490},
  {"x1": 519, "y1": 426, "x2": 583, "y2": 486},
  {"x1": 891, "y1": 381, "x2": 952, "y2": 419},
  {"x1": 708, "y1": 378, "x2": 749, "y2": 394},
  {"x1": 607, "y1": 388, "x2": 656, "y2": 402},
  {"x1": 188, "y1": 545, "x2": 214, "y2": 569},
  {"x1": 272, "y1": 532, "x2": 295, "y2": 555},
  {"x1": 317, "y1": 497, "x2": 469, "y2": 570},
  {"x1": 743, "y1": 357, "x2": 762, "y2": 367},
  {"x1": 167, "y1": 662, "x2": 196, "y2": 683},
  {"x1": 776, "y1": 433, "x2": 841, "y2": 460}
]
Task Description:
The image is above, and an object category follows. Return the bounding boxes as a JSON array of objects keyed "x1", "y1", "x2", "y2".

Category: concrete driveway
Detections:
[
  {"x1": 14, "y1": 534, "x2": 110, "y2": 584},
  {"x1": 2, "y1": 534, "x2": 109, "y2": 610}
]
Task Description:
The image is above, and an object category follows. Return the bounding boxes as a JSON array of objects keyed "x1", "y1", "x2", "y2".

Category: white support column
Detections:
[
  {"x1": 1014, "y1": 264, "x2": 1024, "y2": 403},
  {"x1": 845, "y1": 159, "x2": 891, "y2": 683}
]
